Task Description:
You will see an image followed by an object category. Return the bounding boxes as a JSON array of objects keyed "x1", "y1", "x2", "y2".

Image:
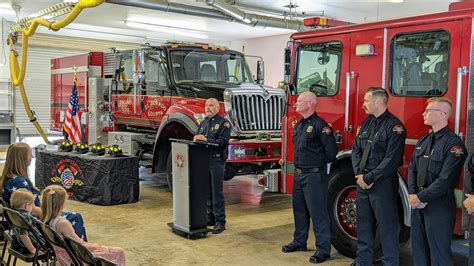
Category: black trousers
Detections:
[
  {"x1": 355, "y1": 177, "x2": 399, "y2": 266},
  {"x1": 469, "y1": 216, "x2": 474, "y2": 266},
  {"x1": 207, "y1": 157, "x2": 226, "y2": 226},
  {"x1": 411, "y1": 193, "x2": 456, "y2": 266},
  {"x1": 292, "y1": 171, "x2": 331, "y2": 255}
]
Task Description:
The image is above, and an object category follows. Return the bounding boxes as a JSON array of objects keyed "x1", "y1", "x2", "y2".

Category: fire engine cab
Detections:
[
  {"x1": 50, "y1": 42, "x2": 284, "y2": 190},
  {"x1": 282, "y1": 1, "x2": 474, "y2": 259}
]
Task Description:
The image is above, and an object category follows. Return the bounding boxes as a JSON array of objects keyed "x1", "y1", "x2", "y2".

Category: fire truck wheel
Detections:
[
  {"x1": 327, "y1": 166, "x2": 383, "y2": 260},
  {"x1": 166, "y1": 152, "x2": 173, "y2": 192}
]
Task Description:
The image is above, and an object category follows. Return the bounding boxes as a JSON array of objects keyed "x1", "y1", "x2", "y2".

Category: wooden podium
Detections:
[{"x1": 168, "y1": 138, "x2": 218, "y2": 239}]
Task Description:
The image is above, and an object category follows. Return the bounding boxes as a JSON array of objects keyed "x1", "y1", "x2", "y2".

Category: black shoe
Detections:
[
  {"x1": 207, "y1": 221, "x2": 216, "y2": 226},
  {"x1": 309, "y1": 252, "x2": 330, "y2": 264},
  {"x1": 281, "y1": 242, "x2": 307, "y2": 253},
  {"x1": 212, "y1": 224, "x2": 225, "y2": 234}
]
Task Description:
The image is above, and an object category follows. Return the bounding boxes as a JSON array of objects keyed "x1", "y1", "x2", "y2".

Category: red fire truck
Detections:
[
  {"x1": 50, "y1": 43, "x2": 284, "y2": 190},
  {"x1": 281, "y1": 1, "x2": 474, "y2": 259}
]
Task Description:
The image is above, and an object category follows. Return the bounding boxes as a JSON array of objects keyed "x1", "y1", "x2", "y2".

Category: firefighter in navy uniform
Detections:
[
  {"x1": 193, "y1": 98, "x2": 231, "y2": 234},
  {"x1": 281, "y1": 91, "x2": 337, "y2": 264},
  {"x1": 351, "y1": 88, "x2": 406, "y2": 266},
  {"x1": 464, "y1": 154, "x2": 474, "y2": 266},
  {"x1": 408, "y1": 97, "x2": 466, "y2": 266}
]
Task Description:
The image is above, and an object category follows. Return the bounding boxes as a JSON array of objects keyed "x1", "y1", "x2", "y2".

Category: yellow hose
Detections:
[{"x1": 9, "y1": 0, "x2": 104, "y2": 144}]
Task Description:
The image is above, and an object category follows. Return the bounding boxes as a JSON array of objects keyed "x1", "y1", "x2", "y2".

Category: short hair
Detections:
[
  {"x1": 426, "y1": 97, "x2": 453, "y2": 116},
  {"x1": 366, "y1": 87, "x2": 388, "y2": 105},
  {"x1": 11, "y1": 188, "x2": 35, "y2": 210}
]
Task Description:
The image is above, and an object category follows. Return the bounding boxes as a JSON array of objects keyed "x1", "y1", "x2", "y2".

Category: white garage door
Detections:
[{"x1": 15, "y1": 47, "x2": 82, "y2": 136}]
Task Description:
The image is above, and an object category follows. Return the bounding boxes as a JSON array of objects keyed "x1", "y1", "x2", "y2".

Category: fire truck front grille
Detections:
[{"x1": 231, "y1": 94, "x2": 284, "y2": 132}]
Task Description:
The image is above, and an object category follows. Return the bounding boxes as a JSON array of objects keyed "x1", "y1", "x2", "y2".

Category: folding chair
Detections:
[
  {"x1": 35, "y1": 220, "x2": 80, "y2": 266},
  {"x1": 0, "y1": 198, "x2": 12, "y2": 263},
  {"x1": 2, "y1": 207, "x2": 50, "y2": 265},
  {"x1": 63, "y1": 236, "x2": 117, "y2": 266}
]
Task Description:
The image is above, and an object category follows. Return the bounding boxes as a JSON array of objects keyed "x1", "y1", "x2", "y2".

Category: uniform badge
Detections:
[
  {"x1": 214, "y1": 124, "x2": 220, "y2": 130},
  {"x1": 224, "y1": 122, "x2": 230, "y2": 128},
  {"x1": 307, "y1": 126, "x2": 314, "y2": 133},
  {"x1": 322, "y1": 126, "x2": 332, "y2": 135},
  {"x1": 392, "y1": 125, "x2": 405, "y2": 135},
  {"x1": 450, "y1": 146, "x2": 464, "y2": 157}
]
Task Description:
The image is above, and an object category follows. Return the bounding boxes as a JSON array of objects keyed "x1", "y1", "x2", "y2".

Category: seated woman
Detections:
[
  {"x1": 42, "y1": 185, "x2": 126, "y2": 265},
  {"x1": 1, "y1": 143, "x2": 87, "y2": 240}
]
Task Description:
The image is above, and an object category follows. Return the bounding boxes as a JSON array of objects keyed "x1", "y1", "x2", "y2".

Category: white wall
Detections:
[
  {"x1": 229, "y1": 33, "x2": 291, "y2": 88},
  {"x1": 0, "y1": 18, "x2": 11, "y2": 81}
]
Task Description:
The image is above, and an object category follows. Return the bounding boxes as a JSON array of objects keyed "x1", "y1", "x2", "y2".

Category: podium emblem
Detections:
[{"x1": 175, "y1": 152, "x2": 185, "y2": 168}]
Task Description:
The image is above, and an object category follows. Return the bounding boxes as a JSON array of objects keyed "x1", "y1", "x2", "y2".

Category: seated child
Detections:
[
  {"x1": 10, "y1": 189, "x2": 46, "y2": 254},
  {"x1": 41, "y1": 185, "x2": 126, "y2": 266}
]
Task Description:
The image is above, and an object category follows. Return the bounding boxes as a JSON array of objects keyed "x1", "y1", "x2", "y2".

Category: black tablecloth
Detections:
[{"x1": 35, "y1": 151, "x2": 139, "y2": 205}]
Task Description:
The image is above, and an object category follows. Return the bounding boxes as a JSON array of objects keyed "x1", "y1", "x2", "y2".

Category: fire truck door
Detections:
[
  {"x1": 385, "y1": 21, "x2": 464, "y2": 146},
  {"x1": 283, "y1": 34, "x2": 351, "y2": 192}
]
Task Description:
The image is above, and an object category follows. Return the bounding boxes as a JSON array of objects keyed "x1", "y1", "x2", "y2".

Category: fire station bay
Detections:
[{"x1": 6, "y1": 0, "x2": 474, "y2": 265}]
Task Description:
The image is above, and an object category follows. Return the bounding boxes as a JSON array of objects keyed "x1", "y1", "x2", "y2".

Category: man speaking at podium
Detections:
[{"x1": 193, "y1": 98, "x2": 231, "y2": 234}]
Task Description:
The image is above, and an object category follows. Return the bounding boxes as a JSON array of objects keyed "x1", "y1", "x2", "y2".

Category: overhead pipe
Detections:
[
  {"x1": 107, "y1": 0, "x2": 307, "y2": 31},
  {"x1": 206, "y1": 0, "x2": 306, "y2": 31}
]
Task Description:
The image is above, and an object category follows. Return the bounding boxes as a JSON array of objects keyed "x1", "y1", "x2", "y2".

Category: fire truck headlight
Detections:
[{"x1": 223, "y1": 90, "x2": 233, "y2": 113}]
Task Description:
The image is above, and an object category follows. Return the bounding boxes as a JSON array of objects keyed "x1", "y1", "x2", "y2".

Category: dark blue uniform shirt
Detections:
[
  {"x1": 197, "y1": 114, "x2": 231, "y2": 158},
  {"x1": 293, "y1": 112, "x2": 337, "y2": 169},
  {"x1": 465, "y1": 154, "x2": 474, "y2": 195},
  {"x1": 408, "y1": 126, "x2": 466, "y2": 203},
  {"x1": 352, "y1": 110, "x2": 406, "y2": 184}
]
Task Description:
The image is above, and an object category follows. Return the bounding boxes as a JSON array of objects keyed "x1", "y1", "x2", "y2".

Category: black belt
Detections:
[
  {"x1": 211, "y1": 154, "x2": 222, "y2": 158},
  {"x1": 295, "y1": 167, "x2": 321, "y2": 174}
]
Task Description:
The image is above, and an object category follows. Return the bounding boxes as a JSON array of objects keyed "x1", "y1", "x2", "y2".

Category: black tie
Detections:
[
  {"x1": 417, "y1": 133, "x2": 435, "y2": 189},
  {"x1": 358, "y1": 120, "x2": 379, "y2": 175}
]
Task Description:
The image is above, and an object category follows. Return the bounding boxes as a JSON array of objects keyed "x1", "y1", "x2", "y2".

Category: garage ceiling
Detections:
[{"x1": 0, "y1": 0, "x2": 458, "y2": 44}]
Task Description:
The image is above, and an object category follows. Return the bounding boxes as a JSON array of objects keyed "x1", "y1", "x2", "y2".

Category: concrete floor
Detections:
[{"x1": 0, "y1": 149, "x2": 470, "y2": 265}]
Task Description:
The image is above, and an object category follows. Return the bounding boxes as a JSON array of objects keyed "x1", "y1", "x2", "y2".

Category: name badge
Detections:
[{"x1": 214, "y1": 124, "x2": 220, "y2": 130}]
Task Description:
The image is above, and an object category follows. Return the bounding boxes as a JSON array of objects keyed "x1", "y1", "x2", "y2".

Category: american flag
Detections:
[{"x1": 63, "y1": 82, "x2": 82, "y2": 143}]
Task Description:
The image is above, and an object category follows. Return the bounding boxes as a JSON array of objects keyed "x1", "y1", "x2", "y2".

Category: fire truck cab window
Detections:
[
  {"x1": 295, "y1": 41, "x2": 342, "y2": 96},
  {"x1": 143, "y1": 51, "x2": 169, "y2": 95},
  {"x1": 390, "y1": 30, "x2": 450, "y2": 97},
  {"x1": 171, "y1": 50, "x2": 253, "y2": 84}
]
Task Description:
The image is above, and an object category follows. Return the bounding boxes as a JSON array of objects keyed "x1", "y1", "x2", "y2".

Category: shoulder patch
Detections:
[
  {"x1": 322, "y1": 126, "x2": 332, "y2": 135},
  {"x1": 450, "y1": 146, "x2": 465, "y2": 157},
  {"x1": 224, "y1": 121, "x2": 231, "y2": 128},
  {"x1": 392, "y1": 124, "x2": 405, "y2": 135},
  {"x1": 292, "y1": 120, "x2": 297, "y2": 128}
]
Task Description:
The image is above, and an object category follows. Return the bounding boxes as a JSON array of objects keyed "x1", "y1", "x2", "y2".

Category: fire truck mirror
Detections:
[
  {"x1": 284, "y1": 47, "x2": 291, "y2": 84},
  {"x1": 257, "y1": 60, "x2": 264, "y2": 85}
]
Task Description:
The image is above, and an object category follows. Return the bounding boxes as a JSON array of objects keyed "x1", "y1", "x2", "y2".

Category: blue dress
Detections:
[{"x1": 2, "y1": 176, "x2": 88, "y2": 240}]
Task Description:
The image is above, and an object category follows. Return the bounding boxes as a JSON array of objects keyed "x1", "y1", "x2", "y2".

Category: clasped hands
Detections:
[
  {"x1": 464, "y1": 194, "x2": 474, "y2": 215},
  {"x1": 355, "y1": 175, "x2": 373, "y2": 190},
  {"x1": 408, "y1": 194, "x2": 427, "y2": 209},
  {"x1": 193, "y1": 134, "x2": 207, "y2": 142}
]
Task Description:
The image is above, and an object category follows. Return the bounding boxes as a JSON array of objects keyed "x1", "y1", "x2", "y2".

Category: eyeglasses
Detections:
[{"x1": 423, "y1": 108, "x2": 447, "y2": 115}]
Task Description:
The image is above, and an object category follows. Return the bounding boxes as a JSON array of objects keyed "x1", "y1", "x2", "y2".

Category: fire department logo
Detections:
[
  {"x1": 175, "y1": 152, "x2": 185, "y2": 169},
  {"x1": 392, "y1": 125, "x2": 405, "y2": 135},
  {"x1": 50, "y1": 159, "x2": 84, "y2": 191},
  {"x1": 450, "y1": 146, "x2": 464, "y2": 157},
  {"x1": 322, "y1": 126, "x2": 332, "y2": 135}
]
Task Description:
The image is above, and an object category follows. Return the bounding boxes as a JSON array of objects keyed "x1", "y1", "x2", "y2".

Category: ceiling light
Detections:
[{"x1": 125, "y1": 20, "x2": 208, "y2": 39}]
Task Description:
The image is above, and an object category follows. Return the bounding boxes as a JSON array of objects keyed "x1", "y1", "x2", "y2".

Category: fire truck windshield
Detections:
[{"x1": 170, "y1": 50, "x2": 253, "y2": 85}]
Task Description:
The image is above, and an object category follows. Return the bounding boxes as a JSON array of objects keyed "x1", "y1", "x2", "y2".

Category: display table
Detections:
[{"x1": 35, "y1": 151, "x2": 139, "y2": 205}]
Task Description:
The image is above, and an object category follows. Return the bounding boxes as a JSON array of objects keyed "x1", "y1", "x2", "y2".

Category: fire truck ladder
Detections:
[{"x1": 8, "y1": 0, "x2": 104, "y2": 144}]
